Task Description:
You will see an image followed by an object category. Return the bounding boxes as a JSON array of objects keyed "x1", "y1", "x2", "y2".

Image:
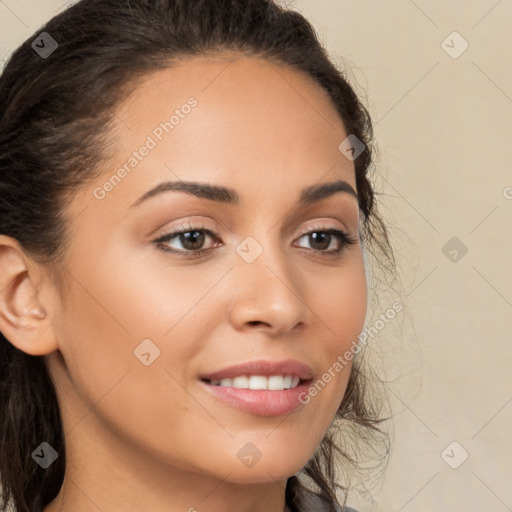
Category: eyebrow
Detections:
[{"x1": 129, "y1": 179, "x2": 358, "y2": 208}]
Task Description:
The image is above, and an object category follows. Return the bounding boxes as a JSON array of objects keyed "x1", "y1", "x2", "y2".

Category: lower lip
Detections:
[{"x1": 199, "y1": 379, "x2": 311, "y2": 417}]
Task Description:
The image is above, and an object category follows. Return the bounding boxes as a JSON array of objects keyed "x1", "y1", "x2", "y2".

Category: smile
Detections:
[{"x1": 205, "y1": 375, "x2": 301, "y2": 390}]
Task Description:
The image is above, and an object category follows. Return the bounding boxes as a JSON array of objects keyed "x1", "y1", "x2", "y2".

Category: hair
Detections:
[{"x1": 0, "y1": 1, "x2": 397, "y2": 511}]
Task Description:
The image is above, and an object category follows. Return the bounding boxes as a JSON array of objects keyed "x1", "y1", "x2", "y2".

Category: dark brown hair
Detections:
[{"x1": 0, "y1": 1, "x2": 396, "y2": 511}]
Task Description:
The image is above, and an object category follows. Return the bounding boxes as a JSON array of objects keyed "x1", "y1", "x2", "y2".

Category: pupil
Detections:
[
  {"x1": 310, "y1": 232, "x2": 330, "y2": 250},
  {"x1": 182, "y1": 231, "x2": 205, "y2": 250}
]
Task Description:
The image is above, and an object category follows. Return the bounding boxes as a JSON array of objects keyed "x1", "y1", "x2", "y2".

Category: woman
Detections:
[{"x1": 0, "y1": 1, "x2": 395, "y2": 511}]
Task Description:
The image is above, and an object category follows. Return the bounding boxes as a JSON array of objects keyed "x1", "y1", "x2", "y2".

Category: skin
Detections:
[{"x1": 0, "y1": 55, "x2": 367, "y2": 512}]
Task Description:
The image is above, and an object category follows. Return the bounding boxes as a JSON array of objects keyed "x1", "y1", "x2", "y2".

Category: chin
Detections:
[{"x1": 218, "y1": 454, "x2": 311, "y2": 485}]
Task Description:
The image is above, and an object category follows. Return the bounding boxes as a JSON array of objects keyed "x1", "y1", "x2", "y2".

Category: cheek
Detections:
[
  {"x1": 303, "y1": 254, "x2": 367, "y2": 412},
  {"x1": 55, "y1": 225, "x2": 233, "y2": 404},
  {"x1": 322, "y1": 254, "x2": 368, "y2": 352},
  {"x1": 53, "y1": 247, "x2": 219, "y2": 418},
  {"x1": 54, "y1": 263, "x2": 213, "y2": 469}
]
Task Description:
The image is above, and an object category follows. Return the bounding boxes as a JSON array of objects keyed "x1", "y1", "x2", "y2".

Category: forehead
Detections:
[
  {"x1": 71, "y1": 55, "x2": 356, "y2": 217},
  {"x1": 117, "y1": 54, "x2": 345, "y2": 131},
  {"x1": 116, "y1": 55, "x2": 350, "y2": 160}
]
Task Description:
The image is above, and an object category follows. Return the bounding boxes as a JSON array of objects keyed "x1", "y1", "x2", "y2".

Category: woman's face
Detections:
[{"x1": 45, "y1": 55, "x2": 367, "y2": 485}]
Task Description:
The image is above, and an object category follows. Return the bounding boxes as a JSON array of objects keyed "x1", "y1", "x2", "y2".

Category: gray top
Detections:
[{"x1": 298, "y1": 487, "x2": 359, "y2": 512}]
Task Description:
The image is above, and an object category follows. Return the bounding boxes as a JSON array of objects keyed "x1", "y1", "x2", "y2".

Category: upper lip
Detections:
[{"x1": 200, "y1": 359, "x2": 314, "y2": 381}]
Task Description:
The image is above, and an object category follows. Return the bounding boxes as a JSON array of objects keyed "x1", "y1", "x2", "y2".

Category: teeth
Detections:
[
  {"x1": 209, "y1": 375, "x2": 301, "y2": 390},
  {"x1": 249, "y1": 375, "x2": 268, "y2": 389},
  {"x1": 232, "y1": 376, "x2": 249, "y2": 388}
]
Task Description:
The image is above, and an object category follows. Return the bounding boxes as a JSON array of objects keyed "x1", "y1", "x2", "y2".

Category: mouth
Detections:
[
  {"x1": 201, "y1": 374, "x2": 303, "y2": 390},
  {"x1": 198, "y1": 359, "x2": 314, "y2": 416}
]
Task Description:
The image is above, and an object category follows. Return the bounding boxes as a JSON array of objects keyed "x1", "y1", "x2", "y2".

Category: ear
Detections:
[{"x1": 0, "y1": 235, "x2": 59, "y2": 356}]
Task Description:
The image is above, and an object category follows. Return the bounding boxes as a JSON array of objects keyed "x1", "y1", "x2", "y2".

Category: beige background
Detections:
[{"x1": 1, "y1": 1, "x2": 511, "y2": 511}]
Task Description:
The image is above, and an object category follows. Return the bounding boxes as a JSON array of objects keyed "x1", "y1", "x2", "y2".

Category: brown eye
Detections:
[
  {"x1": 153, "y1": 223, "x2": 220, "y2": 255},
  {"x1": 295, "y1": 228, "x2": 357, "y2": 256},
  {"x1": 153, "y1": 224, "x2": 357, "y2": 258},
  {"x1": 173, "y1": 230, "x2": 207, "y2": 251}
]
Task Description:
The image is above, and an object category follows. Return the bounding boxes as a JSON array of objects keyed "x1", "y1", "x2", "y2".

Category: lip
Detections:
[
  {"x1": 198, "y1": 359, "x2": 314, "y2": 417},
  {"x1": 199, "y1": 380, "x2": 312, "y2": 416},
  {"x1": 199, "y1": 359, "x2": 314, "y2": 381}
]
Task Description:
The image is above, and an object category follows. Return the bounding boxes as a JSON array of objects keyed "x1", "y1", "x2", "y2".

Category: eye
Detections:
[
  {"x1": 153, "y1": 222, "x2": 358, "y2": 257},
  {"x1": 294, "y1": 225, "x2": 358, "y2": 256},
  {"x1": 153, "y1": 222, "x2": 219, "y2": 255}
]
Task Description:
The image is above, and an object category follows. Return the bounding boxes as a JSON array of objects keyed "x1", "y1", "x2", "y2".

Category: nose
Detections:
[{"x1": 227, "y1": 242, "x2": 309, "y2": 336}]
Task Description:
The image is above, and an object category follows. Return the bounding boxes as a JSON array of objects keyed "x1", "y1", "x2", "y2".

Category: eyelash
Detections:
[{"x1": 153, "y1": 221, "x2": 358, "y2": 258}]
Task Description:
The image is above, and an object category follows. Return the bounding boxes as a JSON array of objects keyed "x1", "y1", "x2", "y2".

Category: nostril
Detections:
[{"x1": 247, "y1": 321, "x2": 270, "y2": 327}]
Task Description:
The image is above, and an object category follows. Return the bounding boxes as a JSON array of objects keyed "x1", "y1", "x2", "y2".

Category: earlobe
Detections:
[{"x1": 0, "y1": 235, "x2": 59, "y2": 356}]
